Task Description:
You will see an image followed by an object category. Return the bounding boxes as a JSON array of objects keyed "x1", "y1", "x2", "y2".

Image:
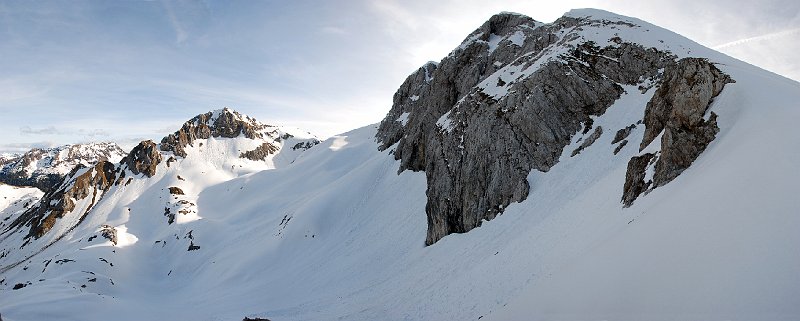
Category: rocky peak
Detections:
[
  {"x1": 160, "y1": 108, "x2": 269, "y2": 157},
  {"x1": 376, "y1": 10, "x2": 726, "y2": 245},
  {"x1": 0, "y1": 142, "x2": 126, "y2": 192},
  {"x1": 122, "y1": 140, "x2": 162, "y2": 177},
  {"x1": 472, "y1": 12, "x2": 538, "y2": 44}
]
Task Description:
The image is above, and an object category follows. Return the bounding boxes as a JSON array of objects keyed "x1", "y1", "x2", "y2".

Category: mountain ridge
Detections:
[{"x1": 0, "y1": 142, "x2": 126, "y2": 192}]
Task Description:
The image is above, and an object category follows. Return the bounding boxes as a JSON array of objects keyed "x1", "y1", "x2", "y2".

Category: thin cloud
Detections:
[
  {"x1": 20, "y1": 125, "x2": 60, "y2": 135},
  {"x1": 78, "y1": 128, "x2": 110, "y2": 137},
  {"x1": 320, "y1": 26, "x2": 348, "y2": 35},
  {"x1": 0, "y1": 141, "x2": 58, "y2": 154}
]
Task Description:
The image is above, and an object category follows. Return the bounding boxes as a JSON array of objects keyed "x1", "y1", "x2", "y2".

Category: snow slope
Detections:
[{"x1": 1, "y1": 8, "x2": 799, "y2": 321}]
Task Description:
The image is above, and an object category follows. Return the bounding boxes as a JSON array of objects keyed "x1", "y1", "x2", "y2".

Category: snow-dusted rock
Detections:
[
  {"x1": 0, "y1": 142, "x2": 125, "y2": 192},
  {"x1": 377, "y1": 12, "x2": 676, "y2": 245}
]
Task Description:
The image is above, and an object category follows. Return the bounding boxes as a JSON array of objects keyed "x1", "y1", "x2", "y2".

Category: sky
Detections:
[{"x1": 1, "y1": 0, "x2": 798, "y2": 153}]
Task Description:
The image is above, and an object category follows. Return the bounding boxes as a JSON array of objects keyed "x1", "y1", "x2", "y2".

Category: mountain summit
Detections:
[{"x1": 1, "y1": 9, "x2": 799, "y2": 321}]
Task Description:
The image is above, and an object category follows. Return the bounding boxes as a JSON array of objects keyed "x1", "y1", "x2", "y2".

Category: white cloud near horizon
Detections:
[{"x1": 0, "y1": 0, "x2": 797, "y2": 154}]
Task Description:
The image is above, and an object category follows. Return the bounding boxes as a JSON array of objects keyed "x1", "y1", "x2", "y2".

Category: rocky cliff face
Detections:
[
  {"x1": 0, "y1": 143, "x2": 126, "y2": 192},
  {"x1": 8, "y1": 161, "x2": 118, "y2": 239},
  {"x1": 622, "y1": 58, "x2": 733, "y2": 206},
  {"x1": 376, "y1": 12, "x2": 731, "y2": 245}
]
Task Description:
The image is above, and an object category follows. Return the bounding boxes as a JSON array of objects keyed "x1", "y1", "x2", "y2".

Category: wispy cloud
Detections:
[
  {"x1": 20, "y1": 126, "x2": 110, "y2": 138},
  {"x1": 713, "y1": 28, "x2": 800, "y2": 49},
  {"x1": 161, "y1": 0, "x2": 188, "y2": 44}
]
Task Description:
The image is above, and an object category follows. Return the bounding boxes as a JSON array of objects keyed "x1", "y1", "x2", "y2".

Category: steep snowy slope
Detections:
[
  {"x1": 1, "y1": 9, "x2": 799, "y2": 321},
  {"x1": 0, "y1": 183, "x2": 43, "y2": 234}
]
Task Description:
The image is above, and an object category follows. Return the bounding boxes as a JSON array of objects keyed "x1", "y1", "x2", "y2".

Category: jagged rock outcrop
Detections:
[
  {"x1": 100, "y1": 224, "x2": 118, "y2": 245},
  {"x1": 168, "y1": 187, "x2": 185, "y2": 195},
  {"x1": 122, "y1": 140, "x2": 162, "y2": 177},
  {"x1": 7, "y1": 161, "x2": 118, "y2": 239},
  {"x1": 612, "y1": 124, "x2": 636, "y2": 145},
  {"x1": 571, "y1": 126, "x2": 603, "y2": 157},
  {"x1": 160, "y1": 108, "x2": 267, "y2": 157},
  {"x1": 240, "y1": 143, "x2": 280, "y2": 161},
  {"x1": 0, "y1": 143, "x2": 125, "y2": 192},
  {"x1": 376, "y1": 12, "x2": 675, "y2": 245},
  {"x1": 622, "y1": 58, "x2": 734, "y2": 206},
  {"x1": 621, "y1": 153, "x2": 655, "y2": 206}
]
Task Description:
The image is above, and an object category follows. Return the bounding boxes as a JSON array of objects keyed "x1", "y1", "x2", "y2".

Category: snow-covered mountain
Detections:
[
  {"x1": 1, "y1": 9, "x2": 799, "y2": 321},
  {"x1": 0, "y1": 142, "x2": 126, "y2": 192}
]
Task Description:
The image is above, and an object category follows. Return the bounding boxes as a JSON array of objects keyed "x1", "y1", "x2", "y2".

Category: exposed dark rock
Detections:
[
  {"x1": 654, "y1": 112, "x2": 720, "y2": 186},
  {"x1": 164, "y1": 207, "x2": 174, "y2": 224},
  {"x1": 168, "y1": 187, "x2": 185, "y2": 195},
  {"x1": 376, "y1": 12, "x2": 674, "y2": 245},
  {"x1": 166, "y1": 156, "x2": 176, "y2": 167},
  {"x1": 187, "y1": 241, "x2": 200, "y2": 251},
  {"x1": 613, "y1": 140, "x2": 629, "y2": 155},
  {"x1": 160, "y1": 108, "x2": 267, "y2": 158},
  {"x1": 12, "y1": 282, "x2": 26, "y2": 290},
  {"x1": 240, "y1": 143, "x2": 280, "y2": 161},
  {"x1": 7, "y1": 161, "x2": 118, "y2": 239},
  {"x1": 243, "y1": 318, "x2": 271, "y2": 321},
  {"x1": 621, "y1": 153, "x2": 655, "y2": 206},
  {"x1": 122, "y1": 140, "x2": 162, "y2": 177},
  {"x1": 292, "y1": 140, "x2": 320, "y2": 151},
  {"x1": 100, "y1": 224, "x2": 117, "y2": 245},
  {"x1": 640, "y1": 58, "x2": 733, "y2": 150},
  {"x1": 571, "y1": 126, "x2": 603, "y2": 157},
  {"x1": 612, "y1": 124, "x2": 636, "y2": 144},
  {"x1": 623, "y1": 58, "x2": 733, "y2": 205}
]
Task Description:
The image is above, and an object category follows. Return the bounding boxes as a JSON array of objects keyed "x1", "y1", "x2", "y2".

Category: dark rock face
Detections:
[
  {"x1": 612, "y1": 124, "x2": 636, "y2": 144},
  {"x1": 8, "y1": 161, "x2": 118, "y2": 239},
  {"x1": 292, "y1": 140, "x2": 320, "y2": 151},
  {"x1": 640, "y1": 58, "x2": 733, "y2": 150},
  {"x1": 571, "y1": 126, "x2": 603, "y2": 157},
  {"x1": 100, "y1": 224, "x2": 118, "y2": 245},
  {"x1": 122, "y1": 140, "x2": 162, "y2": 177},
  {"x1": 621, "y1": 153, "x2": 655, "y2": 206},
  {"x1": 240, "y1": 143, "x2": 280, "y2": 161},
  {"x1": 168, "y1": 187, "x2": 185, "y2": 195},
  {"x1": 622, "y1": 58, "x2": 734, "y2": 206},
  {"x1": 160, "y1": 108, "x2": 267, "y2": 157},
  {"x1": 376, "y1": 12, "x2": 675, "y2": 245}
]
